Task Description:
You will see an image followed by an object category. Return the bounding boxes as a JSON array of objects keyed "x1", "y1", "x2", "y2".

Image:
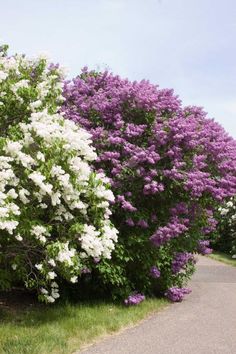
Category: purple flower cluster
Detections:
[
  {"x1": 150, "y1": 266, "x2": 161, "y2": 278},
  {"x1": 81, "y1": 267, "x2": 92, "y2": 274},
  {"x1": 150, "y1": 217, "x2": 189, "y2": 246},
  {"x1": 125, "y1": 218, "x2": 135, "y2": 227},
  {"x1": 117, "y1": 195, "x2": 137, "y2": 212},
  {"x1": 137, "y1": 219, "x2": 149, "y2": 228},
  {"x1": 198, "y1": 240, "x2": 213, "y2": 255},
  {"x1": 124, "y1": 293, "x2": 145, "y2": 306},
  {"x1": 171, "y1": 252, "x2": 195, "y2": 274},
  {"x1": 201, "y1": 209, "x2": 218, "y2": 235},
  {"x1": 165, "y1": 287, "x2": 192, "y2": 302}
]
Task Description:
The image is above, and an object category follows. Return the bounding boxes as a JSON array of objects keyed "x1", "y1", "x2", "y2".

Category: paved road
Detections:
[{"x1": 78, "y1": 256, "x2": 236, "y2": 354}]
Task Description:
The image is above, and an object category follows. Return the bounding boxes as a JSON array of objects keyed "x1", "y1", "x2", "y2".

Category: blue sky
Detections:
[{"x1": 1, "y1": 0, "x2": 236, "y2": 136}]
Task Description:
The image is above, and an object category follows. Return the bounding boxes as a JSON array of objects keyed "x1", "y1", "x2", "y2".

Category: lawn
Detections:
[
  {"x1": 208, "y1": 251, "x2": 236, "y2": 267},
  {"x1": 0, "y1": 293, "x2": 167, "y2": 354}
]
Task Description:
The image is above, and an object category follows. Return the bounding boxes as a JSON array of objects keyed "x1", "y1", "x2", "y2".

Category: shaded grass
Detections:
[
  {"x1": 0, "y1": 298, "x2": 168, "y2": 354},
  {"x1": 209, "y1": 251, "x2": 236, "y2": 267}
]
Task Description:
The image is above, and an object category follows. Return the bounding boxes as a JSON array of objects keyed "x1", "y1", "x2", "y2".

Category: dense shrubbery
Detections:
[
  {"x1": 1, "y1": 45, "x2": 236, "y2": 305},
  {"x1": 0, "y1": 48, "x2": 118, "y2": 302},
  {"x1": 214, "y1": 198, "x2": 236, "y2": 257},
  {"x1": 63, "y1": 69, "x2": 236, "y2": 300}
]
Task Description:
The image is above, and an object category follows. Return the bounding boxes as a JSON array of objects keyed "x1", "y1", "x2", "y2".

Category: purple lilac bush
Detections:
[{"x1": 62, "y1": 69, "x2": 236, "y2": 301}]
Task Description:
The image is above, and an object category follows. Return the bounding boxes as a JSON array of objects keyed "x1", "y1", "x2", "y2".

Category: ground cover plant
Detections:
[
  {"x1": 0, "y1": 47, "x2": 118, "y2": 303},
  {"x1": 63, "y1": 69, "x2": 236, "y2": 301}
]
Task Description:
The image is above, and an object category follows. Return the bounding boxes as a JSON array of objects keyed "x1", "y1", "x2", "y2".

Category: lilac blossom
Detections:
[
  {"x1": 125, "y1": 218, "x2": 135, "y2": 227},
  {"x1": 165, "y1": 287, "x2": 192, "y2": 302},
  {"x1": 150, "y1": 217, "x2": 189, "y2": 247},
  {"x1": 198, "y1": 240, "x2": 213, "y2": 255},
  {"x1": 172, "y1": 252, "x2": 195, "y2": 274},
  {"x1": 150, "y1": 266, "x2": 161, "y2": 278},
  {"x1": 81, "y1": 267, "x2": 92, "y2": 274},
  {"x1": 117, "y1": 195, "x2": 137, "y2": 212},
  {"x1": 124, "y1": 293, "x2": 145, "y2": 306},
  {"x1": 137, "y1": 220, "x2": 149, "y2": 228},
  {"x1": 201, "y1": 209, "x2": 218, "y2": 235}
]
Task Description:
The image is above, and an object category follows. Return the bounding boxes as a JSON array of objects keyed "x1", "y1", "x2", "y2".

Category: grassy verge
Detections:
[
  {"x1": 0, "y1": 297, "x2": 167, "y2": 354},
  {"x1": 208, "y1": 251, "x2": 236, "y2": 267}
]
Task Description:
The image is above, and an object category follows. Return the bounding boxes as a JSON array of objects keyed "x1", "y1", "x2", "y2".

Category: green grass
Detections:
[
  {"x1": 208, "y1": 251, "x2": 236, "y2": 267},
  {"x1": 0, "y1": 298, "x2": 167, "y2": 354}
]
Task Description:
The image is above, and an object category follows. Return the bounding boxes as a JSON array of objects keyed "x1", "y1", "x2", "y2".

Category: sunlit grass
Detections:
[
  {"x1": 209, "y1": 251, "x2": 236, "y2": 267},
  {"x1": 0, "y1": 298, "x2": 168, "y2": 354}
]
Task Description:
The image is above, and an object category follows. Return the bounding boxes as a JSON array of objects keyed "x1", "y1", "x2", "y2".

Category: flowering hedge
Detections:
[
  {"x1": 63, "y1": 69, "x2": 236, "y2": 300},
  {"x1": 0, "y1": 48, "x2": 118, "y2": 303},
  {"x1": 1, "y1": 45, "x2": 236, "y2": 305}
]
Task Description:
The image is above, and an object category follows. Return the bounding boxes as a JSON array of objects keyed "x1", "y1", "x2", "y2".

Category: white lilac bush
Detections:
[
  {"x1": 0, "y1": 46, "x2": 118, "y2": 303},
  {"x1": 216, "y1": 198, "x2": 236, "y2": 257}
]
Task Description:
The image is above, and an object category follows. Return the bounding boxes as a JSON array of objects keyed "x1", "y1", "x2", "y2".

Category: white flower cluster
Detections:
[
  {"x1": 31, "y1": 225, "x2": 50, "y2": 244},
  {"x1": 219, "y1": 199, "x2": 236, "y2": 221},
  {"x1": 40, "y1": 282, "x2": 60, "y2": 303},
  {"x1": 0, "y1": 157, "x2": 20, "y2": 234},
  {"x1": 56, "y1": 242, "x2": 76, "y2": 266},
  {"x1": 0, "y1": 50, "x2": 64, "y2": 111},
  {"x1": 79, "y1": 223, "x2": 118, "y2": 259},
  {"x1": 0, "y1": 51, "x2": 118, "y2": 303}
]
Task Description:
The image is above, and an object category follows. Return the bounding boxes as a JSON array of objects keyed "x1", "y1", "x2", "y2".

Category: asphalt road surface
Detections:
[{"x1": 79, "y1": 256, "x2": 236, "y2": 354}]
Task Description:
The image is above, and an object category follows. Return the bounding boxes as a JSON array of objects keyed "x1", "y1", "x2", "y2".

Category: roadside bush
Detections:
[
  {"x1": 0, "y1": 48, "x2": 118, "y2": 302},
  {"x1": 63, "y1": 69, "x2": 236, "y2": 300},
  {"x1": 214, "y1": 198, "x2": 236, "y2": 256}
]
